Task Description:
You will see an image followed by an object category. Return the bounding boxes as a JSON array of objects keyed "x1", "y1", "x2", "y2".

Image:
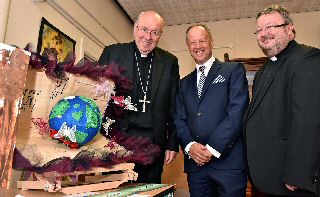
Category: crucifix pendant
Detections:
[{"x1": 139, "y1": 94, "x2": 150, "y2": 112}]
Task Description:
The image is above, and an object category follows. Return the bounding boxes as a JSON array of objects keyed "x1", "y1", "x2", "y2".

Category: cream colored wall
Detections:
[
  {"x1": 4, "y1": 0, "x2": 133, "y2": 61},
  {"x1": 292, "y1": 11, "x2": 320, "y2": 48},
  {"x1": 160, "y1": 11, "x2": 320, "y2": 78},
  {"x1": 0, "y1": 0, "x2": 10, "y2": 43},
  {"x1": 3, "y1": 1, "x2": 319, "y2": 76}
]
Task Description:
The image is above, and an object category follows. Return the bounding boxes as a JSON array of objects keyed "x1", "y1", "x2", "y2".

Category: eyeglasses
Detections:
[
  {"x1": 254, "y1": 23, "x2": 288, "y2": 35},
  {"x1": 136, "y1": 25, "x2": 162, "y2": 37},
  {"x1": 188, "y1": 40, "x2": 209, "y2": 47}
]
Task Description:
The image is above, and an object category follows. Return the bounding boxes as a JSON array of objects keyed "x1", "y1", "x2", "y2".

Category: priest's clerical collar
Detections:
[
  {"x1": 134, "y1": 43, "x2": 153, "y2": 59},
  {"x1": 270, "y1": 56, "x2": 277, "y2": 61},
  {"x1": 269, "y1": 40, "x2": 297, "y2": 62}
]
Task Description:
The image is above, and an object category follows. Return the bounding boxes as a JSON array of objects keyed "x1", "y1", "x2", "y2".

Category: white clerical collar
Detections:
[
  {"x1": 270, "y1": 56, "x2": 277, "y2": 61},
  {"x1": 141, "y1": 54, "x2": 148, "y2": 58}
]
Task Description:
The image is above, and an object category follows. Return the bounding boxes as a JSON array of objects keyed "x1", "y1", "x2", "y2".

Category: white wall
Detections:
[
  {"x1": 160, "y1": 11, "x2": 320, "y2": 77},
  {"x1": 4, "y1": 0, "x2": 134, "y2": 61}
]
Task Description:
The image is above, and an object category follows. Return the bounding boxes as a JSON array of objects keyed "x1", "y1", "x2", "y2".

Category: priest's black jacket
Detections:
[
  {"x1": 98, "y1": 41, "x2": 180, "y2": 153},
  {"x1": 245, "y1": 40, "x2": 320, "y2": 196}
]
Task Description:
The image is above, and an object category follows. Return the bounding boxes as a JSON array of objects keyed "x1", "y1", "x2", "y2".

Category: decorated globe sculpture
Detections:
[{"x1": 49, "y1": 96, "x2": 102, "y2": 148}]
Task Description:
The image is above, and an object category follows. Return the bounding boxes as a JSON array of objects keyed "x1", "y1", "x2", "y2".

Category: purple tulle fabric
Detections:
[
  {"x1": 28, "y1": 50, "x2": 133, "y2": 90},
  {"x1": 108, "y1": 128, "x2": 161, "y2": 165},
  {"x1": 13, "y1": 126, "x2": 161, "y2": 174}
]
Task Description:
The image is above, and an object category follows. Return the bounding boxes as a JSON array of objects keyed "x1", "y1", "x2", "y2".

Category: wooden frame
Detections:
[
  {"x1": 230, "y1": 57, "x2": 267, "y2": 71},
  {"x1": 229, "y1": 57, "x2": 267, "y2": 85},
  {"x1": 17, "y1": 163, "x2": 137, "y2": 194},
  {"x1": 37, "y1": 17, "x2": 76, "y2": 62}
]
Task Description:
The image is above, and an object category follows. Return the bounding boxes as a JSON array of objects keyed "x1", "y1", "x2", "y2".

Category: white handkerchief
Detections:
[{"x1": 212, "y1": 75, "x2": 225, "y2": 84}]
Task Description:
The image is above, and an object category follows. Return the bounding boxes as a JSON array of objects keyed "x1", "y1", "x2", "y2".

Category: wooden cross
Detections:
[{"x1": 139, "y1": 94, "x2": 150, "y2": 112}]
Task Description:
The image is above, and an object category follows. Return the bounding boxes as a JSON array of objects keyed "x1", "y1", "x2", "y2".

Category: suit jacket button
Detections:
[
  {"x1": 197, "y1": 112, "x2": 201, "y2": 116},
  {"x1": 313, "y1": 172, "x2": 318, "y2": 184}
]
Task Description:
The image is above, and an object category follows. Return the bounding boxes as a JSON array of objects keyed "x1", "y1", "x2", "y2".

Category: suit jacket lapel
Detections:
[
  {"x1": 199, "y1": 60, "x2": 222, "y2": 101},
  {"x1": 151, "y1": 48, "x2": 164, "y2": 104},
  {"x1": 248, "y1": 56, "x2": 287, "y2": 118}
]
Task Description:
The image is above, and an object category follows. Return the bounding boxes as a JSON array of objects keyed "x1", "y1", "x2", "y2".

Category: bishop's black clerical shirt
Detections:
[{"x1": 125, "y1": 44, "x2": 154, "y2": 130}]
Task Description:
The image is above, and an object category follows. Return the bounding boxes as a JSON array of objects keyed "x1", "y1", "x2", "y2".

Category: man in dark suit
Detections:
[
  {"x1": 245, "y1": 4, "x2": 320, "y2": 196},
  {"x1": 175, "y1": 24, "x2": 249, "y2": 197},
  {"x1": 98, "y1": 11, "x2": 179, "y2": 183}
]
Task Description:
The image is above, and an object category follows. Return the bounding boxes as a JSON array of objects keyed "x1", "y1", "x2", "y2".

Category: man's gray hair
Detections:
[
  {"x1": 135, "y1": 11, "x2": 164, "y2": 26},
  {"x1": 257, "y1": 4, "x2": 295, "y2": 35},
  {"x1": 257, "y1": 4, "x2": 293, "y2": 25}
]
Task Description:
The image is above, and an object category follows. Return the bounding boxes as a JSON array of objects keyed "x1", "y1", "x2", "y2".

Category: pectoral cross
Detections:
[{"x1": 139, "y1": 94, "x2": 150, "y2": 112}]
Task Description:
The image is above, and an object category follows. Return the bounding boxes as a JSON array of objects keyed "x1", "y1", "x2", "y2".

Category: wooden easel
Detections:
[{"x1": 17, "y1": 163, "x2": 137, "y2": 194}]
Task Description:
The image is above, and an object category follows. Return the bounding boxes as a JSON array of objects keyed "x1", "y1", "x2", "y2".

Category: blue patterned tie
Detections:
[{"x1": 198, "y1": 66, "x2": 206, "y2": 98}]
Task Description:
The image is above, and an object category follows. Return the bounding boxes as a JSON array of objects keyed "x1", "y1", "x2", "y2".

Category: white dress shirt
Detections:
[{"x1": 196, "y1": 56, "x2": 215, "y2": 86}]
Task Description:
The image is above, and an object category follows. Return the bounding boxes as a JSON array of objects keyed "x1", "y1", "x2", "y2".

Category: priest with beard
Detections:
[{"x1": 244, "y1": 4, "x2": 320, "y2": 197}]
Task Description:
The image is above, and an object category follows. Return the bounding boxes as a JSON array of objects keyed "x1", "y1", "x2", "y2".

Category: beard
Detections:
[{"x1": 258, "y1": 34, "x2": 291, "y2": 57}]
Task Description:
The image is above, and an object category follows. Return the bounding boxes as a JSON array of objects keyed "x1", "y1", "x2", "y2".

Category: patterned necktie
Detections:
[{"x1": 198, "y1": 65, "x2": 206, "y2": 98}]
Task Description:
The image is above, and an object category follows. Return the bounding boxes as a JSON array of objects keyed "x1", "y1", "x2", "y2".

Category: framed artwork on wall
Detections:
[{"x1": 37, "y1": 17, "x2": 76, "y2": 62}]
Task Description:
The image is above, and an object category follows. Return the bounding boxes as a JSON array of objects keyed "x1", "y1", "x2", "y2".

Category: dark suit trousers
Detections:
[
  {"x1": 134, "y1": 151, "x2": 165, "y2": 183},
  {"x1": 187, "y1": 165, "x2": 247, "y2": 197}
]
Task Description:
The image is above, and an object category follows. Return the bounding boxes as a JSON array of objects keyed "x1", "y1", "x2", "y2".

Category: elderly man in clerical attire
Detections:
[{"x1": 98, "y1": 11, "x2": 180, "y2": 184}]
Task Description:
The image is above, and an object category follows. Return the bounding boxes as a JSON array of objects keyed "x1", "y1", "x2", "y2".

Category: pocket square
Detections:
[{"x1": 213, "y1": 75, "x2": 225, "y2": 84}]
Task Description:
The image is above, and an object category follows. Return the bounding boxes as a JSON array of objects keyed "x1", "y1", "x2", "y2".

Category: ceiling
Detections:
[{"x1": 115, "y1": 0, "x2": 320, "y2": 26}]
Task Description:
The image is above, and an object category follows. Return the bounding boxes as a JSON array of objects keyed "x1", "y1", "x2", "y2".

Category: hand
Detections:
[
  {"x1": 189, "y1": 143, "x2": 212, "y2": 166},
  {"x1": 164, "y1": 150, "x2": 177, "y2": 164},
  {"x1": 285, "y1": 184, "x2": 298, "y2": 191}
]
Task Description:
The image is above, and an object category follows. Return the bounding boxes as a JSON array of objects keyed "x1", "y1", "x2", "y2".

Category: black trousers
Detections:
[
  {"x1": 134, "y1": 151, "x2": 165, "y2": 184},
  {"x1": 251, "y1": 185, "x2": 316, "y2": 197},
  {"x1": 264, "y1": 195, "x2": 311, "y2": 197}
]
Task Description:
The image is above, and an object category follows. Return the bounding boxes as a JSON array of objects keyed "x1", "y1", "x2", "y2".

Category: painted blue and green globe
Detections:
[{"x1": 49, "y1": 96, "x2": 102, "y2": 148}]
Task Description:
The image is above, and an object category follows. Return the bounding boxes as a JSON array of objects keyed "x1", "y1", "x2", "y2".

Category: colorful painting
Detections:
[{"x1": 37, "y1": 17, "x2": 75, "y2": 62}]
